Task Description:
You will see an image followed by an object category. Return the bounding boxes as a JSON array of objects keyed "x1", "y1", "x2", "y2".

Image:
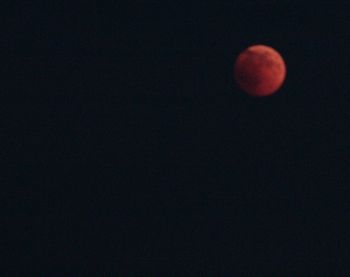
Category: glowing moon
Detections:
[{"x1": 234, "y1": 45, "x2": 286, "y2": 97}]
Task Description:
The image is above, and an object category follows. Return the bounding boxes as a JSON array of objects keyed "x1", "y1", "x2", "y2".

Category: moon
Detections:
[{"x1": 234, "y1": 45, "x2": 286, "y2": 97}]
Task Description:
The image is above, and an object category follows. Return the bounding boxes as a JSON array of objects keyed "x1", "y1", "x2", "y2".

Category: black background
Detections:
[{"x1": 4, "y1": 1, "x2": 350, "y2": 275}]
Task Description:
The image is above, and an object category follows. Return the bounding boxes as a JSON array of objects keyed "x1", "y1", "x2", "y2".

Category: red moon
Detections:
[{"x1": 234, "y1": 45, "x2": 286, "y2": 97}]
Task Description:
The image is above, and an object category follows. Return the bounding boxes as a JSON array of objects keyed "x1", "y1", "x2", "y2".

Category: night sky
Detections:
[{"x1": 5, "y1": 1, "x2": 350, "y2": 274}]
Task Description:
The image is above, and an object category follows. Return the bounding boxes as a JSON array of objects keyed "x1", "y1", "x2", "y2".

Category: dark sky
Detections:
[{"x1": 5, "y1": 1, "x2": 350, "y2": 274}]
